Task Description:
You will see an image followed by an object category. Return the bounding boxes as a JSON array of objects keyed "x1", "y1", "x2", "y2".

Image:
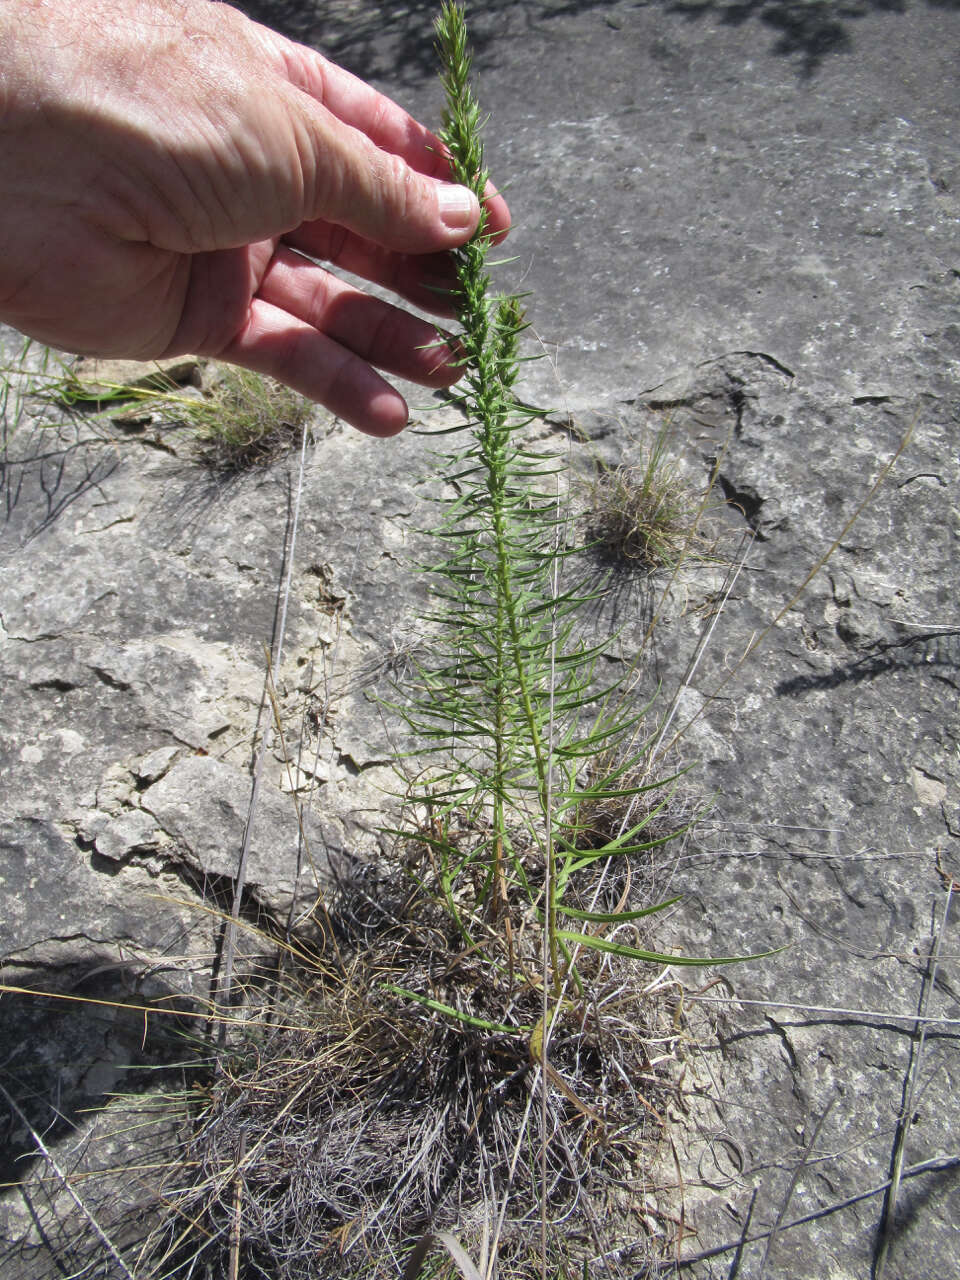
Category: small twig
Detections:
[
  {"x1": 670, "y1": 1135, "x2": 687, "y2": 1264},
  {"x1": 726, "y1": 1186, "x2": 757, "y2": 1280},
  {"x1": 539, "y1": 463, "x2": 563, "y2": 1280},
  {"x1": 0, "y1": 1082, "x2": 139, "y2": 1280},
  {"x1": 935, "y1": 846, "x2": 960, "y2": 893},
  {"x1": 262, "y1": 647, "x2": 344, "y2": 971},
  {"x1": 644, "y1": 528, "x2": 754, "y2": 773},
  {"x1": 219, "y1": 419, "x2": 309, "y2": 1020},
  {"x1": 228, "y1": 1131, "x2": 245, "y2": 1280},
  {"x1": 287, "y1": 528, "x2": 361, "y2": 939},
  {"x1": 758, "y1": 1096, "x2": 834, "y2": 1278},
  {"x1": 675, "y1": 992, "x2": 960, "y2": 1028},
  {"x1": 874, "y1": 882, "x2": 953, "y2": 1280},
  {"x1": 488, "y1": 1067, "x2": 540, "y2": 1275},
  {"x1": 641, "y1": 1154, "x2": 960, "y2": 1272}
]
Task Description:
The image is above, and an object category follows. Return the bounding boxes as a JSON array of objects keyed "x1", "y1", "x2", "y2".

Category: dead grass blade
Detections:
[
  {"x1": 874, "y1": 881, "x2": 953, "y2": 1280},
  {"x1": 220, "y1": 419, "x2": 309, "y2": 1018},
  {"x1": 0, "y1": 1081, "x2": 140, "y2": 1280},
  {"x1": 757, "y1": 1096, "x2": 834, "y2": 1278},
  {"x1": 402, "y1": 1229, "x2": 486, "y2": 1280}
]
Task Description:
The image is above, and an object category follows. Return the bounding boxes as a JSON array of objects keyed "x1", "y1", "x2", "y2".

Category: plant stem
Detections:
[{"x1": 436, "y1": 1, "x2": 566, "y2": 982}]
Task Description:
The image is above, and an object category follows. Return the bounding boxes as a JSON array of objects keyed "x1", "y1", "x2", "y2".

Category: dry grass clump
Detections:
[
  {"x1": 44, "y1": 359, "x2": 312, "y2": 469},
  {"x1": 566, "y1": 743, "x2": 696, "y2": 860},
  {"x1": 145, "y1": 848, "x2": 688, "y2": 1280},
  {"x1": 583, "y1": 426, "x2": 706, "y2": 571},
  {"x1": 189, "y1": 366, "x2": 312, "y2": 469}
]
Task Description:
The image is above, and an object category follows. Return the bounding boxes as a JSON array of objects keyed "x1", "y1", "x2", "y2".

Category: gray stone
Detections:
[
  {"x1": 140, "y1": 754, "x2": 330, "y2": 914},
  {"x1": 2, "y1": 1, "x2": 959, "y2": 1276},
  {"x1": 79, "y1": 806, "x2": 161, "y2": 862},
  {"x1": 0, "y1": 816, "x2": 214, "y2": 971},
  {"x1": 135, "y1": 744, "x2": 180, "y2": 784},
  {"x1": 279, "y1": 758, "x2": 329, "y2": 792}
]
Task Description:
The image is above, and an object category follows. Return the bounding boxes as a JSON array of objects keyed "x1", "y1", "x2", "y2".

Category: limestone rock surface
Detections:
[{"x1": 3, "y1": 2, "x2": 959, "y2": 1277}]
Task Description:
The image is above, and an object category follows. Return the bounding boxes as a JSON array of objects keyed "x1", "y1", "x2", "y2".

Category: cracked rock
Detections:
[
  {"x1": 135, "y1": 745, "x2": 180, "y2": 785},
  {"x1": 140, "y1": 756, "x2": 330, "y2": 914},
  {"x1": 79, "y1": 808, "x2": 162, "y2": 862}
]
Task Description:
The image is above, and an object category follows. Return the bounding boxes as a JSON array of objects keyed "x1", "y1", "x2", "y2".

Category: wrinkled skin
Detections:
[{"x1": 0, "y1": 0, "x2": 510, "y2": 434}]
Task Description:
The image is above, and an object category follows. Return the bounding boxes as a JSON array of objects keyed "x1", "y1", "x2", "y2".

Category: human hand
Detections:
[{"x1": 0, "y1": 0, "x2": 510, "y2": 435}]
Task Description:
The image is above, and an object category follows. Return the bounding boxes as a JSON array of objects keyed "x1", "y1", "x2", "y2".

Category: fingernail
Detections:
[{"x1": 438, "y1": 183, "x2": 479, "y2": 230}]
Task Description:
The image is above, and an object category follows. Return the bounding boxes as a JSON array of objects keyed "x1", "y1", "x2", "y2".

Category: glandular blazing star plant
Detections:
[{"x1": 388, "y1": 3, "x2": 749, "y2": 1036}]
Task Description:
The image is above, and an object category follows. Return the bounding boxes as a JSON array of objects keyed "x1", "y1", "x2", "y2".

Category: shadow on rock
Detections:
[
  {"x1": 657, "y1": 0, "x2": 956, "y2": 78},
  {"x1": 235, "y1": 0, "x2": 955, "y2": 82},
  {"x1": 776, "y1": 629, "x2": 960, "y2": 697},
  {"x1": 1, "y1": 424, "x2": 120, "y2": 554},
  {"x1": 877, "y1": 1158, "x2": 960, "y2": 1277},
  {"x1": 0, "y1": 959, "x2": 201, "y2": 1188}
]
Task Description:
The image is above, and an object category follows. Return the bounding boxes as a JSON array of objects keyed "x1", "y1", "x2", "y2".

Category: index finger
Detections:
[{"x1": 272, "y1": 32, "x2": 511, "y2": 241}]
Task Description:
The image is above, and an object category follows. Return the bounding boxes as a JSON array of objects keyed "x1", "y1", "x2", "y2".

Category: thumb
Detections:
[{"x1": 295, "y1": 98, "x2": 482, "y2": 254}]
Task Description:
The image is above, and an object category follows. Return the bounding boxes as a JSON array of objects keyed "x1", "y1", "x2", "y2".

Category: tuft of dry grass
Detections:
[
  {"x1": 142, "y1": 840, "x2": 690, "y2": 1280},
  {"x1": 583, "y1": 425, "x2": 706, "y2": 572},
  {"x1": 189, "y1": 366, "x2": 312, "y2": 469},
  {"x1": 41, "y1": 359, "x2": 313, "y2": 469}
]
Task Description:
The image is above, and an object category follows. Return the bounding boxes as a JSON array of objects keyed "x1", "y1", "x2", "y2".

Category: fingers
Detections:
[
  {"x1": 221, "y1": 300, "x2": 410, "y2": 438},
  {"x1": 259, "y1": 246, "x2": 461, "y2": 387},
  {"x1": 289, "y1": 98, "x2": 480, "y2": 255},
  {"x1": 218, "y1": 250, "x2": 464, "y2": 437},
  {"x1": 284, "y1": 221, "x2": 460, "y2": 317},
  {"x1": 278, "y1": 37, "x2": 448, "y2": 177}
]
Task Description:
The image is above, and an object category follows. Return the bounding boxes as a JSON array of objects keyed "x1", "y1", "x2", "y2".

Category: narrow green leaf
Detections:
[
  {"x1": 381, "y1": 983, "x2": 530, "y2": 1034},
  {"x1": 559, "y1": 896, "x2": 682, "y2": 923},
  {"x1": 556, "y1": 930, "x2": 777, "y2": 967}
]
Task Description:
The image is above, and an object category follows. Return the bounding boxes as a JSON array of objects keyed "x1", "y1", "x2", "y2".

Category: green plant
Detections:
[
  {"x1": 394, "y1": 1, "x2": 746, "y2": 1010},
  {"x1": 50, "y1": 360, "x2": 311, "y2": 467},
  {"x1": 131, "y1": 12, "x2": 768, "y2": 1277},
  {"x1": 380, "y1": 14, "x2": 775, "y2": 1262}
]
